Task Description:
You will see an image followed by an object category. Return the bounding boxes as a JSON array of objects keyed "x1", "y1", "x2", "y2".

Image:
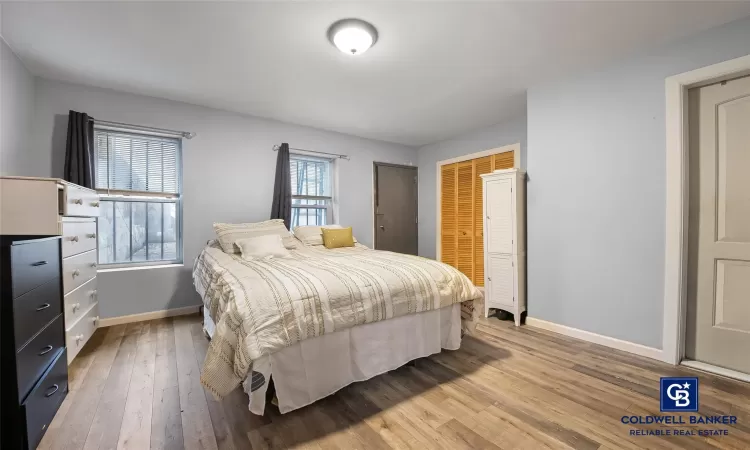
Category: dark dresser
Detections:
[{"x1": 1, "y1": 235, "x2": 68, "y2": 450}]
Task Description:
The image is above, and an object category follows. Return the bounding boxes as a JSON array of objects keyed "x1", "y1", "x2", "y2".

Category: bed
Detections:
[{"x1": 193, "y1": 238, "x2": 482, "y2": 414}]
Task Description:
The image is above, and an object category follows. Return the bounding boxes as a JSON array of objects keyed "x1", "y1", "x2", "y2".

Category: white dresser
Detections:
[
  {"x1": 0, "y1": 176, "x2": 100, "y2": 363},
  {"x1": 481, "y1": 169, "x2": 526, "y2": 325}
]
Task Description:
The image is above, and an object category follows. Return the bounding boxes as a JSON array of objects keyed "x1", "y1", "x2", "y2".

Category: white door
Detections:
[
  {"x1": 686, "y1": 75, "x2": 750, "y2": 374},
  {"x1": 488, "y1": 254, "x2": 514, "y2": 309},
  {"x1": 486, "y1": 179, "x2": 513, "y2": 254}
]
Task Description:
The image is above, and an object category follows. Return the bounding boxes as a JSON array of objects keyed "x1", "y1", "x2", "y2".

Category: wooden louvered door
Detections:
[
  {"x1": 440, "y1": 150, "x2": 514, "y2": 287},
  {"x1": 440, "y1": 164, "x2": 457, "y2": 267},
  {"x1": 456, "y1": 162, "x2": 474, "y2": 279}
]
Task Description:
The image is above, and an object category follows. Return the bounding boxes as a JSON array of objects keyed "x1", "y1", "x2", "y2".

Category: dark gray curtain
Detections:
[
  {"x1": 64, "y1": 110, "x2": 95, "y2": 188},
  {"x1": 270, "y1": 142, "x2": 292, "y2": 229}
]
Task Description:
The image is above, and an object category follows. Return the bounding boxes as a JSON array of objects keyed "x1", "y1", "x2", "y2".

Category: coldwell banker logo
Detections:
[
  {"x1": 660, "y1": 377, "x2": 699, "y2": 412},
  {"x1": 622, "y1": 375, "x2": 738, "y2": 438}
]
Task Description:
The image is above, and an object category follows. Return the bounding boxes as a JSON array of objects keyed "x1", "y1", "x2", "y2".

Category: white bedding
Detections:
[
  {"x1": 203, "y1": 303, "x2": 461, "y2": 414},
  {"x1": 193, "y1": 240, "x2": 481, "y2": 399}
]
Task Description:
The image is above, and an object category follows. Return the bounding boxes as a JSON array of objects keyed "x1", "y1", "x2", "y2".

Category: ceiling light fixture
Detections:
[{"x1": 327, "y1": 18, "x2": 378, "y2": 56}]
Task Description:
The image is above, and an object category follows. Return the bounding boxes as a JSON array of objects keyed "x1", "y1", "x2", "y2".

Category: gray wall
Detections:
[
  {"x1": 526, "y1": 16, "x2": 750, "y2": 349},
  {"x1": 416, "y1": 117, "x2": 526, "y2": 258},
  {"x1": 0, "y1": 38, "x2": 35, "y2": 175},
  {"x1": 32, "y1": 79, "x2": 417, "y2": 318}
]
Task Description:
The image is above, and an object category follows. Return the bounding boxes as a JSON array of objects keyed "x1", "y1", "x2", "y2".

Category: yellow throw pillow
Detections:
[{"x1": 321, "y1": 227, "x2": 355, "y2": 249}]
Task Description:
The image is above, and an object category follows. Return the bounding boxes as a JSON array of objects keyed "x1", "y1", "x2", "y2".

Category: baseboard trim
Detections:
[
  {"x1": 525, "y1": 317, "x2": 664, "y2": 362},
  {"x1": 98, "y1": 305, "x2": 201, "y2": 327},
  {"x1": 681, "y1": 360, "x2": 750, "y2": 383}
]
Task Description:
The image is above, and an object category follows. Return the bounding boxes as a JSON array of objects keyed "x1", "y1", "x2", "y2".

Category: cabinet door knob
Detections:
[
  {"x1": 72, "y1": 198, "x2": 83, "y2": 205},
  {"x1": 90, "y1": 263, "x2": 97, "y2": 268},
  {"x1": 91, "y1": 201, "x2": 100, "y2": 207},
  {"x1": 87, "y1": 233, "x2": 97, "y2": 239},
  {"x1": 36, "y1": 303, "x2": 51, "y2": 311},
  {"x1": 488, "y1": 277, "x2": 492, "y2": 282}
]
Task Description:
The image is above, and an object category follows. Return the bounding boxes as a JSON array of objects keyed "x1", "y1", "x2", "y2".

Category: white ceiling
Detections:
[{"x1": 3, "y1": 2, "x2": 749, "y2": 146}]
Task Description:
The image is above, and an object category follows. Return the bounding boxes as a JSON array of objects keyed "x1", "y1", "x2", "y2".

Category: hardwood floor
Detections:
[{"x1": 39, "y1": 314, "x2": 750, "y2": 450}]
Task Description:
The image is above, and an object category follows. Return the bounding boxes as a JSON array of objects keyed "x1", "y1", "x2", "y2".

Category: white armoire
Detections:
[{"x1": 481, "y1": 169, "x2": 526, "y2": 325}]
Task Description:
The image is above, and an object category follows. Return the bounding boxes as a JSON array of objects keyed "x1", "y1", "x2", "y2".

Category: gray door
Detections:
[
  {"x1": 374, "y1": 163, "x2": 418, "y2": 255},
  {"x1": 686, "y1": 75, "x2": 750, "y2": 374}
]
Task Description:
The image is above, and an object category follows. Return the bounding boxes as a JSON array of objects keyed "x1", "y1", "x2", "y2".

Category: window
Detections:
[
  {"x1": 290, "y1": 154, "x2": 334, "y2": 228},
  {"x1": 94, "y1": 127, "x2": 182, "y2": 267}
]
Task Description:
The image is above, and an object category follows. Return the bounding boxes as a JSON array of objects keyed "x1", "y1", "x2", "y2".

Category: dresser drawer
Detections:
[
  {"x1": 61, "y1": 219, "x2": 97, "y2": 258},
  {"x1": 13, "y1": 277, "x2": 62, "y2": 350},
  {"x1": 10, "y1": 238, "x2": 61, "y2": 298},
  {"x1": 62, "y1": 249, "x2": 97, "y2": 295},
  {"x1": 17, "y1": 315, "x2": 65, "y2": 402},
  {"x1": 63, "y1": 184, "x2": 100, "y2": 217},
  {"x1": 66, "y1": 303, "x2": 99, "y2": 363},
  {"x1": 22, "y1": 348, "x2": 68, "y2": 450},
  {"x1": 64, "y1": 277, "x2": 97, "y2": 330}
]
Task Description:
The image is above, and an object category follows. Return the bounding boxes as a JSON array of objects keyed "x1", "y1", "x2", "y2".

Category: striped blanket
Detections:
[{"x1": 193, "y1": 241, "x2": 482, "y2": 398}]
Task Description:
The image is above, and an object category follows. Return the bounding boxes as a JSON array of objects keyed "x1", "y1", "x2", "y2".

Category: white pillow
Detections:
[
  {"x1": 293, "y1": 225, "x2": 357, "y2": 246},
  {"x1": 213, "y1": 219, "x2": 297, "y2": 253},
  {"x1": 235, "y1": 235, "x2": 291, "y2": 260}
]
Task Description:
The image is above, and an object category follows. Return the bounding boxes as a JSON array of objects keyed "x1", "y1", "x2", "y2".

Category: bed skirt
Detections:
[{"x1": 203, "y1": 304, "x2": 461, "y2": 414}]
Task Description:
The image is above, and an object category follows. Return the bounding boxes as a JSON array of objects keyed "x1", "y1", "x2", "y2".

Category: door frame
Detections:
[
  {"x1": 662, "y1": 54, "x2": 750, "y2": 365},
  {"x1": 435, "y1": 143, "x2": 520, "y2": 262},
  {"x1": 372, "y1": 162, "x2": 418, "y2": 251}
]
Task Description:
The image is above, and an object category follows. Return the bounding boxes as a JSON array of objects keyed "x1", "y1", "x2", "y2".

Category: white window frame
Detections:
[
  {"x1": 290, "y1": 152, "x2": 337, "y2": 228},
  {"x1": 94, "y1": 125, "x2": 184, "y2": 269}
]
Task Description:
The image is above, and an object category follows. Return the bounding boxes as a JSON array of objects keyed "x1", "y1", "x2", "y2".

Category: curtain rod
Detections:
[
  {"x1": 90, "y1": 118, "x2": 195, "y2": 140},
  {"x1": 273, "y1": 144, "x2": 349, "y2": 160}
]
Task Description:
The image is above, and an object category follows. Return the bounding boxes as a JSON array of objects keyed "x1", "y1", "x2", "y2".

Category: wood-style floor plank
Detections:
[
  {"x1": 173, "y1": 315, "x2": 218, "y2": 450},
  {"x1": 42, "y1": 313, "x2": 750, "y2": 450},
  {"x1": 150, "y1": 318, "x2": 184, "y2": 450},
  {"x1": 44, "y1": 324, "x2": 128, "y2": 450},
  {"x1": 117, "y1": 322, "x2": 157, "y2": 449},
  {"x1": 83, "y1": 322, "x2": 143, "y2": 450}
]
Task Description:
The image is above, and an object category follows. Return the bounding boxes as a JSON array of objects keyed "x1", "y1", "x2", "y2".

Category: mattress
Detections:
[
  {"x1": 194, "y1": 240, "x2": 481, "y2": 399},
  {"x1": 204, "y1": 303, "x2": 461, "y2": 414}
]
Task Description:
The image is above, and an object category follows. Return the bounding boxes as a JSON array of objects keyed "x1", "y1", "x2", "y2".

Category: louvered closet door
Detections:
[
  {"x1": 486, "y1": 179, "x2": 513, "y2": 254},
  {"x1": 493, "y1": 152, "x2": 514, "y2": 171},
  {"x1": 439, "y1": 150, "x2": 514, "y2": 286},
  {"x1": 440, "y1": 164, "x2": 457, "y2": 267},
  {"x1": 456, "y1": 162, "x2": 474, "y2": 278}
]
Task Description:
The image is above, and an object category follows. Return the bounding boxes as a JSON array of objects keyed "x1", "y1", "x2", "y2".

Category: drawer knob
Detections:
[
  {"x1": 92, "y1": 316, "x2": 100, "y2": 324},
  {"x1": 70, "y1": 236, "x2": 79, "y2": 242},
  {"x1": 488, "y1": 277, "x2": 492, "y2": 282},
  {"x1": 72, "y1": 303, "x2": 81, "y2": 312},
  {"x1": 31, "y1": 260, "x2": 48, "y2": 267},
  {"x1": 36, "y1": 303, "x2": 51, "y2": 311},
  {"x1": 87, "y1": 233, "x2": 97, "y2": 239},
  {"x1": 91, "y1": 289, "x2": 98, "y2": 298},
  {"x1": 90, "y1": 263, "x2": 97, "y2": 268},
  {"x1": 72, "y1": 269, "x2": 80, "y2": 277},
  {"x1": 75, "y1": 334, "x2": 84, "y2": 343},
  {"x1": 44, "y1": 384, "x2": 60, "y2": 398},
  {"x1": 72, "y1": 198, "x2": 83, "y2": 205},
  {"x1": 38, "y1": 345, "x2": 54, "y2": 356},
  {"x1": 91, "y1": 201, "x2": 100, "y2": 207}
]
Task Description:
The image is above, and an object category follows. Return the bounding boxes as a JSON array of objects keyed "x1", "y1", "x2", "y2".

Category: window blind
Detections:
[
  {"x1": 95, "y1": 129, "x2": 180, "y2": 195},
  {"x1": 290, "y1": 155, "x2": 331, "y2": 197}
]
